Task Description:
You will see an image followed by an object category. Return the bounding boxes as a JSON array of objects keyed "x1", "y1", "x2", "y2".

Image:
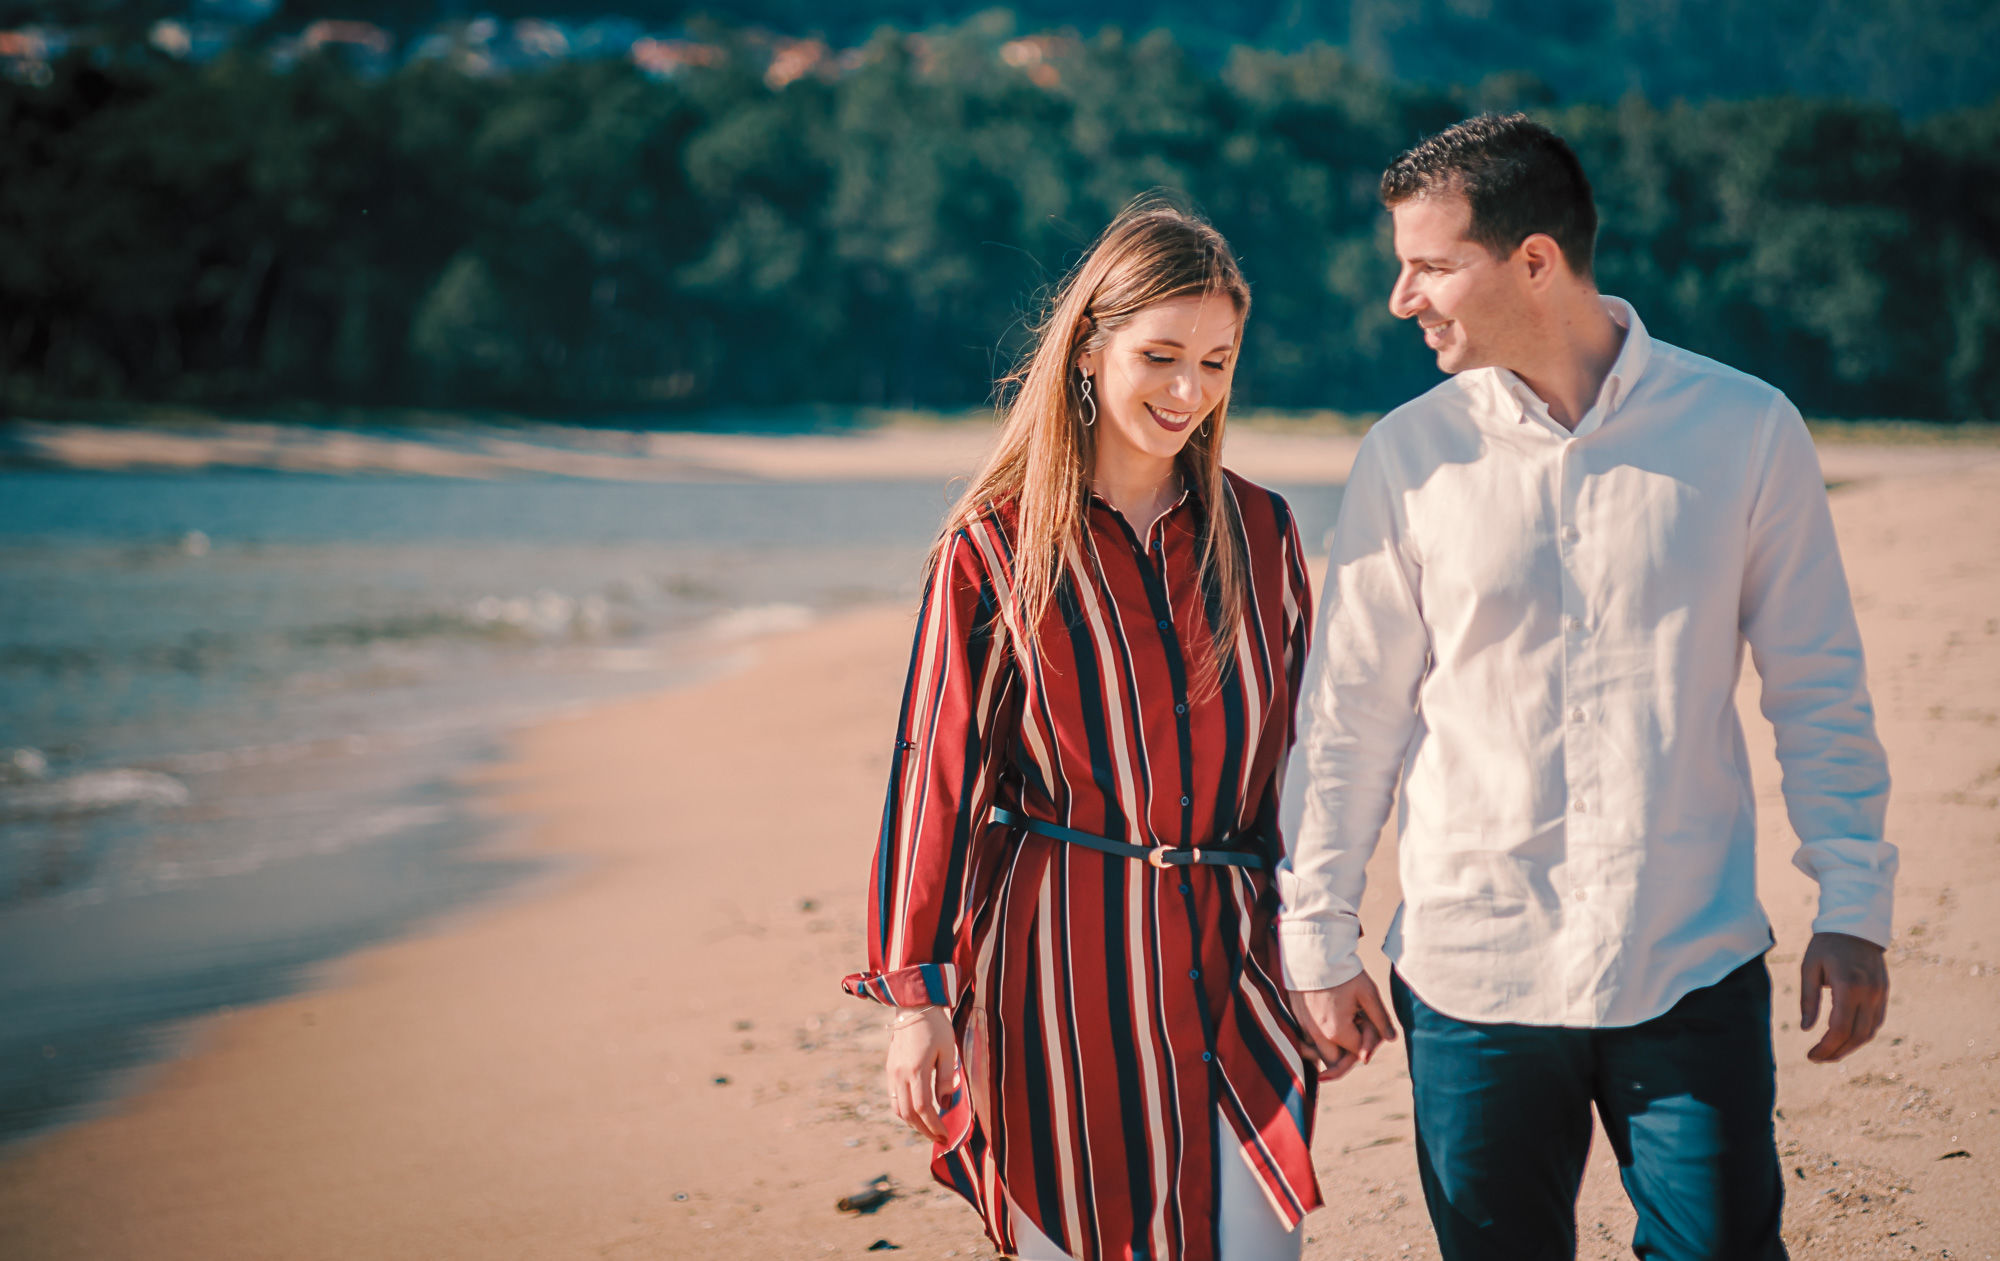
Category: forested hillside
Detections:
[
  {"x1": 14, "y1": 0, "x2": 1991, "y2": 115},
  {"x1": 4, "y1": 16, "x2": 1996, "y2": 418}
]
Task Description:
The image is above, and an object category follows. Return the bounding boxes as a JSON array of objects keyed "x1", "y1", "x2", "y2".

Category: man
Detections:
[{"x1": 1278, "y1": 114, "x2": 1896, "y2": 1260}]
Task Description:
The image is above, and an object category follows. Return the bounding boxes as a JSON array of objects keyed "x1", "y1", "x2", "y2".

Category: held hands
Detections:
[
  {"x1": 885, "y1": 1006, "x2": 957, "y2": 1143},
  {"x1": 1801, "y1": 930, "x2": 1890, "y2": 1063},
  {"x1": 1287, "y1": 971, "x2": 1398, "y2": 1081}
]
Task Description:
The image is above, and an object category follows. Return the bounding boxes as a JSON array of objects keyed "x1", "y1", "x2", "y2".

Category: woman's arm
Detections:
[{"x1": 841, "y1": 521, "x2": 1021, "y2": 1141}]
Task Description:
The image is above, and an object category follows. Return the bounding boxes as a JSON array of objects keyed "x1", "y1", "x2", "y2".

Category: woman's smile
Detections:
[{"x1": 1146, "y1": 402, "x2": 1195, "y2": 432}]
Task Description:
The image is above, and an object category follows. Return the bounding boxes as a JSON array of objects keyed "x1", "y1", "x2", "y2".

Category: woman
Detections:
[{"x1": 841, "y1": 202, "x2": 1321, "y2": 1261}]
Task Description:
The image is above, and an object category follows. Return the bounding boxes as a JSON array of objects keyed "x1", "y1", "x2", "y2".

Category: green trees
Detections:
[{"x1": 1, "y1": 23, "x2": 1994, "y2": 419}]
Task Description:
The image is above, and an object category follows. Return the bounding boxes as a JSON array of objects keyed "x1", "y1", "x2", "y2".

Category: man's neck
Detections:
[{"x1": 1509, "y1": 292, "x2": 1626, "y2": 432}]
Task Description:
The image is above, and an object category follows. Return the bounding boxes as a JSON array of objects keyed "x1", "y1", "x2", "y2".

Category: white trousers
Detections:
[{"x1": 1003, "y1": 1108, "x2": 1301, "y2": 1261}]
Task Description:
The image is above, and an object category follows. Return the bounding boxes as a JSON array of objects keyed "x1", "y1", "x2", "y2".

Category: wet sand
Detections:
[{"x1": 0, "y1": 437, "x2": 1994, "y2": 1259}]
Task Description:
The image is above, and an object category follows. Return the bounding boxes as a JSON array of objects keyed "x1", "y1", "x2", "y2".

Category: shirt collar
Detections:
[{"x1": 1490, "y1": 295, "x2": 1653, "y2": 438}]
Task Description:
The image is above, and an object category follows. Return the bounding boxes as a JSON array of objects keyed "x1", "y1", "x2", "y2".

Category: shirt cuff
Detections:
[
  {"x1": 1808, "y1": 871, "x2": 1896, "y2": 949},
  {"x1": 1277, "y1": 919, "x2": 1365, "y2": 992},
  {"x1": 1793, "y1": 837, "x2": 1897, "y2": 950},
  {"x1": 841, "y1": 961, "x2": 960, "y2": 1008}
]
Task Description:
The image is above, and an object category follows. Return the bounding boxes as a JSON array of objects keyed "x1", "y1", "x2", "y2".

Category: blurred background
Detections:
[
  {"x1": 1, "y1": 0, "x2": 1995, "y2": 1164},
  {"x1": 3, "y1": 0, "x2": 1997, "y2": 419}
]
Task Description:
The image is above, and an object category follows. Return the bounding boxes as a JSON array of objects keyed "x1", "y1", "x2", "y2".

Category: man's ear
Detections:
[{"x1": 1518, "y1": 233, "x2": 1565, "y2": 290}]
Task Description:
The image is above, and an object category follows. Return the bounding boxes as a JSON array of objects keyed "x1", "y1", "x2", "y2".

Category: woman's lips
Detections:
[{"x1": 1146, "y1": 403, "x2": 1194, "y2": 432}]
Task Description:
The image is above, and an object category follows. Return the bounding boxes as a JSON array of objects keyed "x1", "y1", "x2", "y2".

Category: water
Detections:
[{"x1": 0, "y1": 464, "x2": 1344, "y2": 1145}]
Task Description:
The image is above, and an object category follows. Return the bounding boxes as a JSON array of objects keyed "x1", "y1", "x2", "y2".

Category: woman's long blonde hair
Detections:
[{"x1": 935, "y1": 199, "x2": 1253, "y2": 693}]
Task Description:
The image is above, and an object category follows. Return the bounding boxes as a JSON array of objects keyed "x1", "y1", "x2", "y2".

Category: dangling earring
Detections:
[
  {"x1": 1079, "y1": 373, "x2": 1097, "y2": 428},
  {"x1": 1197, "y1": 418, "x2": 1208, "y2": 437}
]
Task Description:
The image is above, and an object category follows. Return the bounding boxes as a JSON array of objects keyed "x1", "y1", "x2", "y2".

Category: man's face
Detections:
[{"x1": 1387, "y1": 191, "x2": 1526, "y2": 375}]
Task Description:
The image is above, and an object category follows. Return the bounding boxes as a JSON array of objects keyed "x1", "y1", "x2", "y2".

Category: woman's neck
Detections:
[{"x1": 1092, "y1": 448, "x2": 1183, "y2": 536}]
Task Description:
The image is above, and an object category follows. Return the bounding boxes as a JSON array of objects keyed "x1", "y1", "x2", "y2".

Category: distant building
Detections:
[
  {"x1": 1001, "y1": 35, "x2": 1075, "y2": 89},
  {"x1": 0, "y1": 27, "x2": 57, "y2": 86},
  {"x1": 764, "y1": 38, "x2": 829, "y2": 89},
  {"x1": 270, "y1": 19, "x2": 394, "y2": 74},
  {"x1": 630, "y1": 38, "x2": 724, "y2": 78},
  {"x1": 511, "y1": 19, "x2": 569, "y2": 62},
  {"x1": 302, "y1": 20, "x2": 393, "y2": 58}
]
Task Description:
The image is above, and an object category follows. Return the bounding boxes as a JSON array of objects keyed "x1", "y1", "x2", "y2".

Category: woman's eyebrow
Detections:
[{"x1": 1141, "y1": 339, "x2": 1235, "y2": 355}]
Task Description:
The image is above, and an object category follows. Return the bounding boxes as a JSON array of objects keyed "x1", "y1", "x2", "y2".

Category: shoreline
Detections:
[
  {"x1": 5, "y1": 414, "x2": 1996, "y2": 489},
  {"x1": 1, "y1": 445, "x2": 1996, "y2": 1258}
]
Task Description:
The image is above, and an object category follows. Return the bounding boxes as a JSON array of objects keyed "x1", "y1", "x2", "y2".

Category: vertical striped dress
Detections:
[{"x1": 842, "y1": 469, "x2": 1322, "y2": 1261}]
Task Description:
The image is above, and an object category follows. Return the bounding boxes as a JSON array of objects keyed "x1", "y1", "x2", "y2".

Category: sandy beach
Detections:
[{"x1": 1, "y1": 433, "x2": 1995, "y2": 1260}]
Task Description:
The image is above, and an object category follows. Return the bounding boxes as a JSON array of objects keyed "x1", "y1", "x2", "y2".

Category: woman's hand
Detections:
[
  {"x1": 885, "y1": 1006, "x2": 958, "y2": 1144},
  {"x1": 1288, "y1": 973, "x2": 1397, "y2": 1081}
]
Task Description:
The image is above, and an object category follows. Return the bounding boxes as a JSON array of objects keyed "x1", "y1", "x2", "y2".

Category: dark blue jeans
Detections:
[{"x1": 1391, "y1": 959, "x2": 1788, "y2": 1261}]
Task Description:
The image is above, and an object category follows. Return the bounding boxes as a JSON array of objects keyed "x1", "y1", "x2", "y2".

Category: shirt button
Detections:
[
  {"x1": 1571, "y1": 708, "x2": 1586, "y2": 723},
  {"x1": 1567, "y1": 616, "x2": 1585, "y2": 633},
  {"x1": 1180, "y1": 795, "x2": 1191, "y2": 807},
  {"x1": 1561, "y1": 525, "x2": 1580, "y2": 544},
  {"x1": 1573, "y1": 799, "x2": 1588, "y2": 814},
  {"x1": 1573, "y1": 888, "x2": 1587, "y2": 903}
]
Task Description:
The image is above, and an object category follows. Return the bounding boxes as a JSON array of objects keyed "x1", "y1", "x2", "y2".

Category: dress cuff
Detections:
[
  {"x1": 841, "y1": 961, "x2": 960, "y2": 1008},
  {"x1": 1277, "y1": 920, "x2": 1365, "y2": 992}
]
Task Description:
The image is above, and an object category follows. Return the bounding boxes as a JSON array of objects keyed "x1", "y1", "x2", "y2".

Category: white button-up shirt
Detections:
[{"x1": 1277, "y1": 297, "x2": 1895, "y2": 1027}]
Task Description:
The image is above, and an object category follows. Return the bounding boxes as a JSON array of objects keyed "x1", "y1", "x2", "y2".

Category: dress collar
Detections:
[{"x1": 1087, "y1": 463, "x2": 1204, "y2": 534}]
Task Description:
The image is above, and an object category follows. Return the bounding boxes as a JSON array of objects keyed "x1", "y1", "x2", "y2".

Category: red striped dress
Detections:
[{"x1": 842, "y1": 469, "x2": 1321, "y2": 1261}]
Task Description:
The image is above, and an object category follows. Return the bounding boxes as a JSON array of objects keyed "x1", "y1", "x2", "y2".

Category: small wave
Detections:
[
  {"x1": 704, "y1": 603, "x2": 815, "y2": 640},
  {"x1": 3, "y1": 747, "x2": 50, "y2": 782},
  {"x1": 467, "y1": 590, "x2": 613, "y2": 638},
  {"x1": 0, "y1": 768, "x2": 190, "y2": 819}
]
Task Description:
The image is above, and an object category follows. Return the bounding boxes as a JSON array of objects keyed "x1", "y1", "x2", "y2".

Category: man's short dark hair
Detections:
[{"x1": 1381, "y1": 113, "x2": 1598, "y2": 278}]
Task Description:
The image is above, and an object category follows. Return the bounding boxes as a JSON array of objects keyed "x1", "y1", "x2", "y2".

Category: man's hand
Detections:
[
  {"x1": 1288, "y1": 972, "x2": 1398, "y2": 1081},
  {"x1": 1800, "y1": 931, "x2": 1889, "y2": 1063}
]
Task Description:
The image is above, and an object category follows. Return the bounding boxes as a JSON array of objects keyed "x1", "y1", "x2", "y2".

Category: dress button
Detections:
[
  {"x1": 1201, "y1": 1051, "x2": 1213, "y2": 1063},
  {"x1": 1180, "y1": 795, "x2": 1191, "y2": 807},
  {"x1": 1157, "y1": 619, "x2": 1171, "y2": 630},
  {"x1": 1178, "y1": 883, "x2": 1191, "y2": 895},
  {"x1": 1188, "y1": 969, "x2": 1200, "y2": 980},
  {"x1": 1175, "y1": 703, "x2": 1186, "y2": 715}
]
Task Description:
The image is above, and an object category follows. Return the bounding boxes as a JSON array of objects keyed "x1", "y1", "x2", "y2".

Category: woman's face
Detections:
[{"x1": 1079, "y1": 293, "x2": 1242, "y2": 468}]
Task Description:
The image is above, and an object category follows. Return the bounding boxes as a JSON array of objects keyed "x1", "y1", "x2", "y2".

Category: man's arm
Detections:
[
  {"x1": 1278, "y1": 433, "x2": 1429, "y2": 1074},
  {"x1": 1740, "y1": 397, "x2": 1896, "y2": 1061}
]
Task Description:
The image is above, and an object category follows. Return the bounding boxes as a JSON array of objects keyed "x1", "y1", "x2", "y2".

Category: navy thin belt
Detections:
[{"x1": 991, "y1": 807, "x2": 1268, "y2": 870}]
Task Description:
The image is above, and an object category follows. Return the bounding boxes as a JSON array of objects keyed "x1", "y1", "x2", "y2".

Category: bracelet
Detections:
[{"x1": 887, "y1": 1006, "x2": 942, "y2": 1031}]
